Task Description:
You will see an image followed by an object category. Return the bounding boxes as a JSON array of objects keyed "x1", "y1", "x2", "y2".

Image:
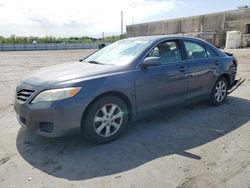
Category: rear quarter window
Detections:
[{"x1": 206, "y1": 46, "x2": 219, "y2": 58}]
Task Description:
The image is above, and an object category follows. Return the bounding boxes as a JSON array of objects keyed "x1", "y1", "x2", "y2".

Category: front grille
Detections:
[{"x1": 16, "y1": 89, "x2": 35, "y2": 102}]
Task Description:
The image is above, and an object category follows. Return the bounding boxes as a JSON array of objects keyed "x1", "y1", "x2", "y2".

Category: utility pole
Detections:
[
  {"x1": 200, "y1": 25, "x2": 203, "y2": 39},
  {"x1": 121, "y1": 11, "x2": 123, "y2": 36},
  {"x1": 102, "y1": 32, "x2": 104, "y2": 43}
]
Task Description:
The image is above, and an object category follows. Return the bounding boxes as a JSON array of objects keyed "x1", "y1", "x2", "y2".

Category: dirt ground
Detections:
[{"x1": 0, "y1": 49, "x2": 249, "y2": 188}]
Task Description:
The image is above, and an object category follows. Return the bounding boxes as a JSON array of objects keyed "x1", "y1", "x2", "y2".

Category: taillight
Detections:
[{"x1": 233, "y1": 59, "x2": 238, "y2": 67}]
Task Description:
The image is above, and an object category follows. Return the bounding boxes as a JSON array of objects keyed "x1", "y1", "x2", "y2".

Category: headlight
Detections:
[{"x1": 31, "y1": 87, "x2": 81, "y2": 104}]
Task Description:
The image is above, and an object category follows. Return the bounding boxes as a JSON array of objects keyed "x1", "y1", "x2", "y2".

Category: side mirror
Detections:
[{"x1": 140, "y1": 57, "x2": 160, "y2": 68}]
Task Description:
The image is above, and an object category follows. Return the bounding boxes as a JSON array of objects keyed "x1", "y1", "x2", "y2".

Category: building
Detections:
[{"x1": 126, "y1": 7, "x2": 250, "y2": 48}]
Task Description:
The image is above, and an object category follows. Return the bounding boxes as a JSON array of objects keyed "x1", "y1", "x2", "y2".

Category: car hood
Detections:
[{"x1": 22, "y1": 61, "x2": 117, "y2": 87}]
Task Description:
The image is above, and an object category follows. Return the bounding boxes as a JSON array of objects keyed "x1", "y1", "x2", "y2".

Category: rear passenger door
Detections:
[{"x1": 182, "y1": 40, "x2": 218, "y2": 100}]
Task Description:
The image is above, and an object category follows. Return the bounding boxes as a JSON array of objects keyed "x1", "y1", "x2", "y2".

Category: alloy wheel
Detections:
[
  {"x1": 93, "y1": 103, "x2": 124, "y2": 137},
  {"x1": 214, "y1": 81, "x2": 227, "y2": 102}
]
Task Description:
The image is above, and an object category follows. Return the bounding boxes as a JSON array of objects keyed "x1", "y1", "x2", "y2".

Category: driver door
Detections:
[{"x1": 135, "y1": 39, "x2": 188, "y2": 114}]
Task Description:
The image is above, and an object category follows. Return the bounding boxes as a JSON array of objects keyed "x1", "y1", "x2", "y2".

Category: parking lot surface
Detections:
[{"x1": 0, "y1": 49, "x2": 249, "y2": 188}]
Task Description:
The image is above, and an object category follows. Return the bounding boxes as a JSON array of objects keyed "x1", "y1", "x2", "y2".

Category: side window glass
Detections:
[
  {"x1": 206, "y1": 46, "x2": 218, "y2": 58},
  {"x1": 148, "y1": 41, "x2": 182, "y2": 64},
  {"x1": 184, "y1": 41, "x2": 207, "y2": 60},
  {"x1": 149, "y1": 46, "x2": 160, "y2": 57}
]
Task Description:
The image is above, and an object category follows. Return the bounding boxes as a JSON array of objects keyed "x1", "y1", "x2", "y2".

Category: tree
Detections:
[{"x1": 0, "y1": 34, "x2": 127, "y2": 44}]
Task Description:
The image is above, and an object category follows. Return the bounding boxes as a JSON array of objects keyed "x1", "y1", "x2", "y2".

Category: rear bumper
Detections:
[{"x1": 14, "y1": 97, "x2": 91, "y2": 137}]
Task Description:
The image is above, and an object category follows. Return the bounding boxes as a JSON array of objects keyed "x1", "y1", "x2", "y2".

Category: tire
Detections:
[
  {"x1": 210, "y1": 77, "x2": 229, "y2": 106},
  {"x1": 82, "y1": 95, "x2": 128, "y2": 144}
]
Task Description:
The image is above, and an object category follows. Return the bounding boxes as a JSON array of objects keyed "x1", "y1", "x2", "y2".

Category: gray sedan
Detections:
[{"x1": 14, "y1": 35, "x2": 240, "y2": 143}]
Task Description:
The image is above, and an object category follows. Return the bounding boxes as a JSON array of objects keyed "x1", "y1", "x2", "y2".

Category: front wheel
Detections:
[
  {"x1": 210, "y1": 77, "x2": 228, "y2": 106},
  {"x1": 82, "y1": 96, "x2": 128, "y2": 144}
]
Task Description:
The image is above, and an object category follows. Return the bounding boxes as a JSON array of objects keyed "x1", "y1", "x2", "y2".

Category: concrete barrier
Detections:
[{"x1": 0, "y1": 43, "x2": 100, "y2": 51}]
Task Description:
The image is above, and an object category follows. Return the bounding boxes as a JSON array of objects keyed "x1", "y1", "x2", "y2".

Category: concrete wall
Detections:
[
  {"x1": 0, "y1": 43, "x2": 99, "y2": 51},
  {"x1": 126, "y1": 8, "x2": 250, "y2": 47}
]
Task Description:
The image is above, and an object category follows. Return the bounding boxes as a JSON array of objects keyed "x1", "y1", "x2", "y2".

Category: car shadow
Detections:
[{"x1": 16, "y1": 96, "x2": 250, "y2": 180}]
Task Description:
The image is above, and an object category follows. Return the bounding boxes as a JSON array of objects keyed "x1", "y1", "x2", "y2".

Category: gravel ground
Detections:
[{"x1": 0, "y1": 49, "x2": 249, "y2": 188}]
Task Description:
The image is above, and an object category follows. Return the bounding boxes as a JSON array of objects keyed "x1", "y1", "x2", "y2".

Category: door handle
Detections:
[
  {"x1": 179, "y1": 66, "x2": 186, "y2": 72},
  {"x1": 215, "y1": 61, "x2": 220, "y2": 65}
]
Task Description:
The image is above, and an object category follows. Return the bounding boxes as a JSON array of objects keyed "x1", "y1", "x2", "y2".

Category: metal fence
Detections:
[{"x1": 0, "y1": 43, "x2": 100, "y2": 51}]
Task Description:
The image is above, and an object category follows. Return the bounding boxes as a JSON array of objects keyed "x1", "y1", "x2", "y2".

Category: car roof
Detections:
[
  {"x1": 127, "y1": 35, "x2": 203, "y2": 42},
  {"x1": 126, "y1": 35, "x2": 227, "y2": 57}
]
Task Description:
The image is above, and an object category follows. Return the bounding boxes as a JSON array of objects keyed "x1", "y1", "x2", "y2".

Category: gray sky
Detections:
[{"x1": 0, "y1": 0, "x2": 249, "y2": 38}]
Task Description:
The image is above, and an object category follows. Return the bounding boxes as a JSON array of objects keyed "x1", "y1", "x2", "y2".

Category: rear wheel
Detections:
[
  {"x1": 210, "y1": 77, "x2": 228, "y2": 106},
  {"x1": 82, "y1": 96, "x2": 128, "y2": 144}
]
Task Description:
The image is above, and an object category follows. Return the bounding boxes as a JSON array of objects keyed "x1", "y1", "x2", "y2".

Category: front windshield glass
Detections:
[{"x1": 85, "y1": 39, "x2": 153, "y2": 66}]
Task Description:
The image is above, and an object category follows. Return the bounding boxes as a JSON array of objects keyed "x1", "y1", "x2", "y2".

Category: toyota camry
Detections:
[{"x1": 14, "y1": 35, "x2": 242, "y2": 143}]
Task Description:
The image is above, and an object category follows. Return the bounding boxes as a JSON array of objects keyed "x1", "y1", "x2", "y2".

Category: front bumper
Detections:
[{"x1": 14, "y1": 97, "x2": 91, "y2": 137}]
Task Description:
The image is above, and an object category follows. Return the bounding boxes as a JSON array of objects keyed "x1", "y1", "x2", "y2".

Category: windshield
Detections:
[{"x1": 85, "y1": 39, "x2": 153, "y2": 66}]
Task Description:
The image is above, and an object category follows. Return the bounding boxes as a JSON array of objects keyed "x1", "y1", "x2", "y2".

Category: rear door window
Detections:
[{"x1": 184, "y1": 41, "x2": 207, "y2": 60}]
